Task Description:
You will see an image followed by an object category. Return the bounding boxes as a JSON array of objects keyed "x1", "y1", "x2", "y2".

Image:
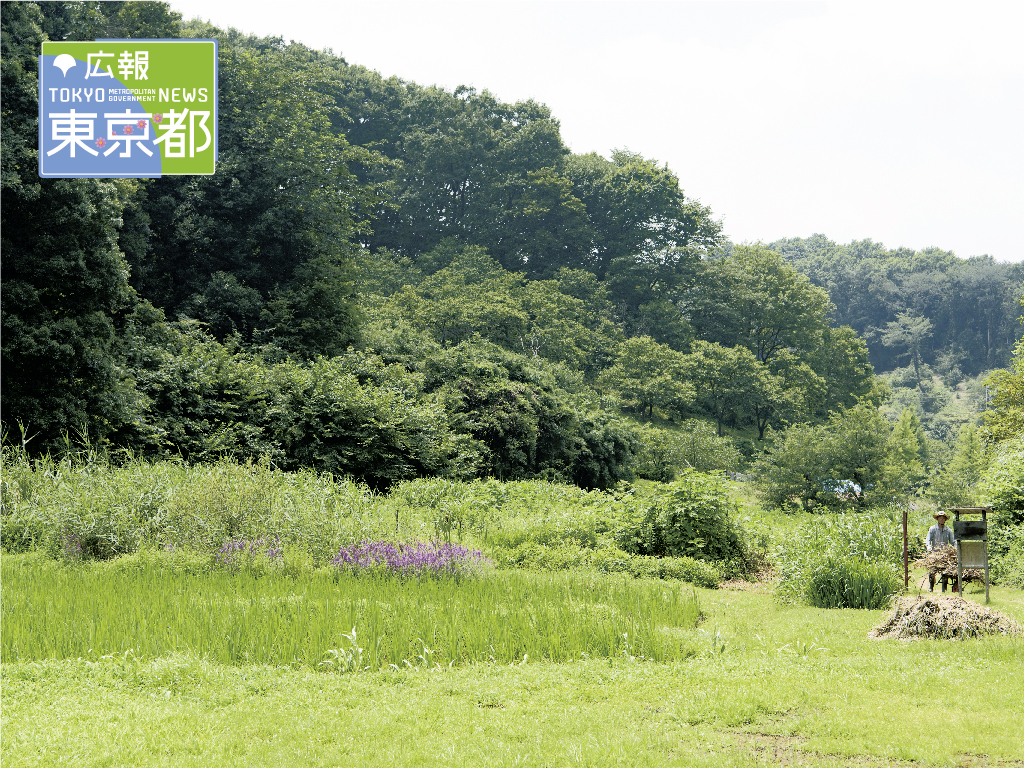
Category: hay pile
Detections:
[
  {"x1": 869, "y1": 596, "x2": 1023, "y2": 640},
  {"x1": 914, "y1": 545, "x2": 983, "y2": 581}
]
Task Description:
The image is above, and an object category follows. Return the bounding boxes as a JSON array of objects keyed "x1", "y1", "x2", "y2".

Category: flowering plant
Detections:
[
  {"x1": 332, "y1": 540, "x2": 490, "y2": 579},
  {"x1": 214, "y1": 537, "x2": 283, "y2": 571}
]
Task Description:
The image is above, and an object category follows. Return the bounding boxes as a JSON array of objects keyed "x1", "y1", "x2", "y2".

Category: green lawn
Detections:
[{"x1": 3, "y1": 562, "x2": 1022, "y2": 767}]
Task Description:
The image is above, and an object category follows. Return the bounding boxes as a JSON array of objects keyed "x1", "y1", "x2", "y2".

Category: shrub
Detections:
[
  {"x1": 614, "y1": 472, "x2": 748, "y2": 564},
  {"x1": 804, "y1": 557, "x2": 900, "y2": 609},
  {"x1": 990, "y1": 524, "x2": 1024, "y2": 589}
]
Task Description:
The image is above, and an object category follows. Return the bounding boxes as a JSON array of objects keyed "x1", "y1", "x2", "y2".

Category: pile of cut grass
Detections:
[{"x1": 869, "y1": 595, "x2": 1023, "y2": 640}]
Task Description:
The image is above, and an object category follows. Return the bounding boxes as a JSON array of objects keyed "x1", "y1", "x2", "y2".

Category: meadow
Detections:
[
  {"x1": 2, "y1": 454, "x2": 1023, "y2": 766},
  {"x1": 3, "y1": 571, "x2": 1022, "y2": 767}
]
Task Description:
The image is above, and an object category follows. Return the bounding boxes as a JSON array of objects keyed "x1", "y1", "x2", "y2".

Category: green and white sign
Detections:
[{"x1": 39, "y1": 39, "x2": 218, "y2": 177}]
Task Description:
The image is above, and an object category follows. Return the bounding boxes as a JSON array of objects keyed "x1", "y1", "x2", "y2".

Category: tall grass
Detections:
[
  {"x1": 2, "y1": 449, "x2": 747, "y2": 587},
  {"x1": 1, "y1": 555, "x2": 701, "y2": 667},
  {"x1": 1, "y1": 451, "x2": 405, "y2": 564},
  {"x1": 804, "y1": 557, "x2": 901, "y2": 609},
  {"x1": 775, "y1": 507, "x2": 912, "y2": 605}
]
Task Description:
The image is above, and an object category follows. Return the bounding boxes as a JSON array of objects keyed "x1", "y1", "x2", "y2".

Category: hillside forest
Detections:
[{"x1": 3, "y1": 1, "x2": 1024, "y2": 512}]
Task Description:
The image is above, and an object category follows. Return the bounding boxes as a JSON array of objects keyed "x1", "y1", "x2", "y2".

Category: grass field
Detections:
[
  {"x1": 1, "y1": 554, "x2": 701, "y2": 667},
  {"x1": 3, "y1": 558, "x2": 1022, "y2": 767}
]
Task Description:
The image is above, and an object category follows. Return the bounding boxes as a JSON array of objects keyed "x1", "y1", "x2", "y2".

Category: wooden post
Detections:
[
  {"x1": 983, "y1": 508, "x2": 990, "y2": 604},
  {"x1": 955, "y1": 508, "x2": 963, "y2": 596},
  {"x1": 903, "y1": 507, "x2": 909, "y2": 589}
]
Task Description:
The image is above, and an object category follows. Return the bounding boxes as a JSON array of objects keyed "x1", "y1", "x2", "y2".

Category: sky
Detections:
[{"x1": 168, "y1": 0, "x2": 1024, "y2": 262}]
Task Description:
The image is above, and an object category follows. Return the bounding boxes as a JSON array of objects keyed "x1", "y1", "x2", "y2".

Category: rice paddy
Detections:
[{"x1": 1, "y1": 554, "x2": 702, "y2": 668}]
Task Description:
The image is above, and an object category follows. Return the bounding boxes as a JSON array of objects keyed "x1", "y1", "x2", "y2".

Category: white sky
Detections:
[{"x1": 169, "y1": 0, "x2": 1024, "y2": 262}]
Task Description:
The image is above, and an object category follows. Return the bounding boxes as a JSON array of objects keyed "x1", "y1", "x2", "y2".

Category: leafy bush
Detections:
[
  {"x1": 804, "y1": 557, "x2": 900, "y2": 609},
  {"x1": 569, "y1": 411, "x2": 638, "y2": 490},
  {"x1": 421, "y1": 341, "x2": 636, "y2": 487},
  {"x1": 614, "y1": 472, "x2": 748, "y2": 564},
  {"x1": 272, "y1": 356, "x2": 480, "y2": 491},
  {"x1": 989, "y1": 524, "x2": 1024, "y2": 589}
]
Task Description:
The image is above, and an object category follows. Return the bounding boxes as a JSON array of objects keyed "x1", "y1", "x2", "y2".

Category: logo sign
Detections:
[{"x1": 39, "y1": 39, "x2": 217, "y2": 177}]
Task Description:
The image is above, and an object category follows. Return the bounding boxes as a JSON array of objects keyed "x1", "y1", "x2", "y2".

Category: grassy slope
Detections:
[{"x1": 3, "y1": 575, "x2": 1022, "y2": 767}]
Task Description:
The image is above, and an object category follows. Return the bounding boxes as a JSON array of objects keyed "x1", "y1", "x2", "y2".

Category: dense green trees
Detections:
[
  {"x1": 772, "y1": 235, "x2": 1024, "y2": 376},
  {"x1": 597, "y1": 337, "x2": 692, "y2": 419},
  {"x1": 7, "y1": 1, "x2": 1018, "y2": 500},
  {"x1": 984, "y1": 334, "x2": 1024, "y2": 445},
  {"x1": 930, "y1": 424, "x2": 987, "y2": 507},
  {"x1": 1, "y1": 4, "x2": 141, "y2": 447},
  {"x1": 887, "y1": 408, "x2": 927, "y2": 491},
  {"x1": 693, "y1": 245, "x2": 832, "y2": 364},
  {"x1": 754, "y1": 404, "x2": 898, "y2": 510},
  {"x1": 132, "y1": 24, "x2": 388, "y2": 357}
]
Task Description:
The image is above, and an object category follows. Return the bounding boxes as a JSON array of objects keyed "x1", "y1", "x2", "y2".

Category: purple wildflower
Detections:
[
  {"x1": 331, "y1": 540, "x2": 490, "y2": 579},
  {"x1": 215, "y1": 536, "x2": 284, "y2": 568},
  {"x1": 61, "y1": 527, "x2": 83, "y2": 561}
]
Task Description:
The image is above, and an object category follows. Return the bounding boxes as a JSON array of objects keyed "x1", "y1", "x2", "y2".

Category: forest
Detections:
[{"x1": 3, "y1": 0, "x2": 1024, "y2": 505}]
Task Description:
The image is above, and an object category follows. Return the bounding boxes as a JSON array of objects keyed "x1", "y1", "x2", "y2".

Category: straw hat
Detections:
[{"x1": 933, "y1": 511, "x2": 949, "y2": 520}]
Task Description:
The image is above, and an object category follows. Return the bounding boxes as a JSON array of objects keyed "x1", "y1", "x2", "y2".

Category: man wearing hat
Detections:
[{"x1": 926, "y1": 511, "x2": 956, "y2": 592}]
